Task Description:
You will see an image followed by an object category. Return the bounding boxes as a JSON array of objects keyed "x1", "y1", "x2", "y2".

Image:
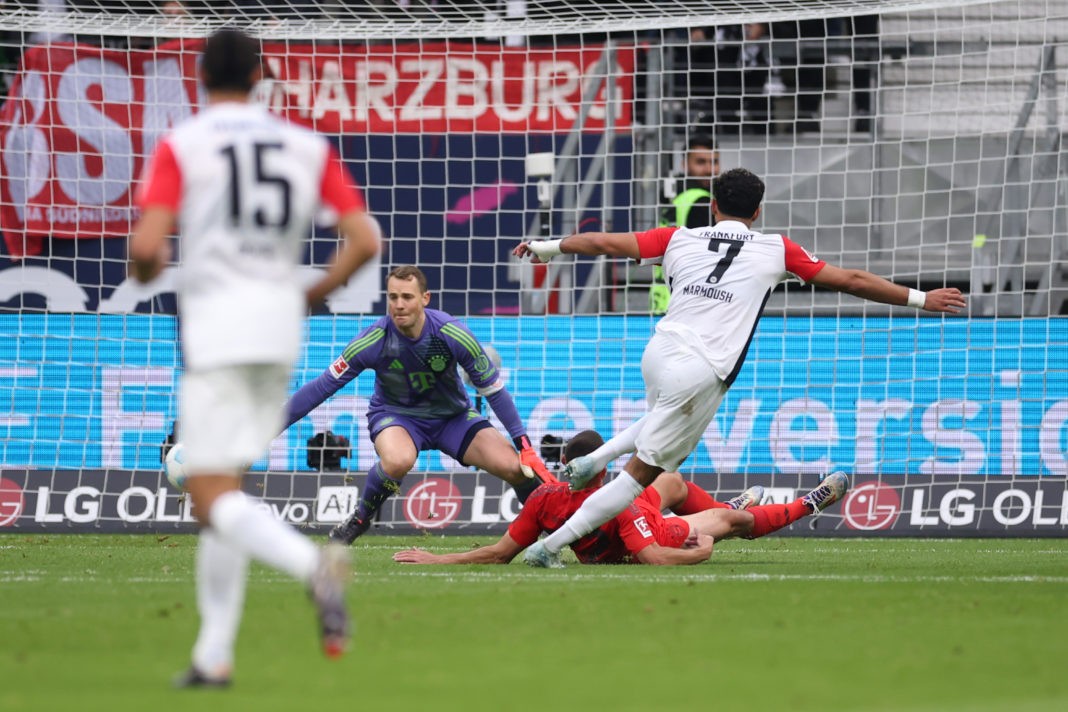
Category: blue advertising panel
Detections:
[{"x1": 1, "y1": 314, "x2": 1064, "y2": 476}]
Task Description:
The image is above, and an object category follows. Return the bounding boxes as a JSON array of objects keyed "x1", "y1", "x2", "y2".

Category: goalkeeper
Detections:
[{"x1": 283, "y1": 264, "x2": 555, "y2": 544}]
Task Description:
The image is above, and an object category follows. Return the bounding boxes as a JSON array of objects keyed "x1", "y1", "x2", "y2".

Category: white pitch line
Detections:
[
  {"x1": 1, "y1": 573, "x2": 1064, "y2": 585},
  {"x1": 381, "y1": 571, "x2": 1068, "y2": 584}
]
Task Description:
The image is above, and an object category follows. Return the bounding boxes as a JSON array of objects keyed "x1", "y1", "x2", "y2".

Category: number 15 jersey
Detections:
[
  {"x1": 635, "y1": 221, "x2": 826, "y2": 385},
  {"x1": 137, "y1": 102, "x2": 365, "y2": 370}
]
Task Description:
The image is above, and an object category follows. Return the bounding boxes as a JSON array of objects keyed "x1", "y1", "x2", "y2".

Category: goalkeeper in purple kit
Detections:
[{"x1": 284, "y1": 264, "x2": 555, "y2": 543}]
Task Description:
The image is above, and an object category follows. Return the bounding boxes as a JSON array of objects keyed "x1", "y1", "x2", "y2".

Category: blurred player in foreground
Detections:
[
  {"x1": 393, "y1": 430, "x2": 845, "y2": 566},
  {"x1": 513, "y1": 168, "x2": 967, "y2": 568},
  {"x1": 129, "y1": 29, "x2": 381, "y2": 686},
  {"x1": 283, "y1": 264, "x2": 555, "y2": 545}
]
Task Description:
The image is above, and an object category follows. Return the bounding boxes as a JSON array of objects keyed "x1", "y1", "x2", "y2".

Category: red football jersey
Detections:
[{"x1": 508, "y1": 483, "x2": 674, "y2": 564}]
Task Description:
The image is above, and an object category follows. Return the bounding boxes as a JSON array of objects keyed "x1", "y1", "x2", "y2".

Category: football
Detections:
[{"x1": 164, "y1": 442, "x2": 188, "y2": 490}]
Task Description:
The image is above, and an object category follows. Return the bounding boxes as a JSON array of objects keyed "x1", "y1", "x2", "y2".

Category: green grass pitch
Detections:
[{"x1": 2, "y1": 534, "x2": 1066, "y2": 712}]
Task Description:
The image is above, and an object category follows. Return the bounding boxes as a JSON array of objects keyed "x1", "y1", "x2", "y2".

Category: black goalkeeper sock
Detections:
[{"x1": 512, "y1": 478, "x2": 539, "y2": 504}]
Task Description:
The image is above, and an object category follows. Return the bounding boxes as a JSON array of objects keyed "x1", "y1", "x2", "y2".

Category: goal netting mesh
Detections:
[{"x1": 0, "y1": 0, "x2": 1065, "y2": 536}]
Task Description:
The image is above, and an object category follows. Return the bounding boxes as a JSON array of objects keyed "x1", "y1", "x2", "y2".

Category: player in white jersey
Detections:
[
  {"x1": 512, "y1": 167, "x2": 966, "y2": 568},
  {"x1": 128, "y1": 29, "x2": 381, "y2": 685}
]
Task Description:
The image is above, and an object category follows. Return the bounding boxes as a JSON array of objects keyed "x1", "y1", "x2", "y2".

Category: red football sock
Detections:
[
  {"x1": 674, "y1": 481, "x2": 731, "y2": 514},
  {"x1": 747, "y1": 499, "x2": 812, "y2": 538}
]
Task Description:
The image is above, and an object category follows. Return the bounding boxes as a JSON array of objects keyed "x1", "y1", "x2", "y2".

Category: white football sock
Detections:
[
  {"x1": 542, "y1": 472, "x2": 646, "y2": 553},
  {"x1": 208, "y1": 490, "x2": 318, "y2": 582},
  {"x1": 587, "y1": 416, "x2": 647, "y2": 471},
  {"x1": 191, "y1": 528, "x2": 248, "y2": 676}
]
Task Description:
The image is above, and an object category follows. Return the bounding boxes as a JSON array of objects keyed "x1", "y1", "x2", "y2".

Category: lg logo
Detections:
[
  {"x1": 404, "y1": 478, "x2": 462, "y2": 529},
  {"x1": 842, "y1": 481, "x2": 901, "y2": 531},
  {"x1": 0, "y1": 477, "x2": 25, "y2": 527}
]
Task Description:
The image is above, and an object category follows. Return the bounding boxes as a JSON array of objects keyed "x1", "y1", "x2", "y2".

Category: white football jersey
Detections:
[
  {"x1": 636, "y1": 221, "x2": 825, "y2": 384},
  {"x1": 137, "y1": 102, "x2": 363, "y2": 370}
]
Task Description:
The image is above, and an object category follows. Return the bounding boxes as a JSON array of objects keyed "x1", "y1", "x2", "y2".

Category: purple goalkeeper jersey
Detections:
[{"x1": 285, "y1": 309, "x2": 525, "y2": 439}]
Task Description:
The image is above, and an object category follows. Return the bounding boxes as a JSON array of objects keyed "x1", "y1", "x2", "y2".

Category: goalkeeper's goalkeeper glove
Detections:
[{"x1": 514, "y1": 435, "x2": 559, "y2": 484}]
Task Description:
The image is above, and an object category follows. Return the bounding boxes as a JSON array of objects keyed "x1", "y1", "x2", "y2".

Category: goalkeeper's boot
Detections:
[
  {"x1": 727, "y1": 485, "x2": 765, "y2": 510},
  {"x1": 172, "y1": 666, "x2": 232, "y2": 689},
  {"x1": 309, "y1": 543, "x2": 352, "y2": 659},
  {"x1": 523, "y1": 541, "x2": 565, "y2": 569},
  {"x1": 329, "y1": 512, "x2": 371, "y2": 545},
  {"x1": 800, "y1": 472, "x2": 850, "y2": 513},
  {"x1": 562, "y1": 455, "x2": 600, "y2": 490}
]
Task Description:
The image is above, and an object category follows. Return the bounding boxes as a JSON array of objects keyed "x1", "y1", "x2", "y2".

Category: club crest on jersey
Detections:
[
  {"x1": 428, "y1": 354, "x2": 448, "y2": 372},
  {"x1": 329, "y1": 356, "x2": 350, "y2": 379}
]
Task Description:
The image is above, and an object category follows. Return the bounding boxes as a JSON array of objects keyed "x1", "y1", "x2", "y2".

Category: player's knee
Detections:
[
  {"x1": 632, "y1": 451, "x2": 670, "y2": 484},
  {"x1": 492, "y1": 454, "x2": 524, "y2": 483},
  {"x1": 656, "y1": 471, "x2": 688, "y2": 502},
  {"x1": 732, "y1": 510, "x2": 755, "y2": 538},
  {"x1": 378, "y1": 453, "x2": 416, "y2": 478},
  {"x1": 185, "y1": 476, "x2": 240, "y2": 526}
]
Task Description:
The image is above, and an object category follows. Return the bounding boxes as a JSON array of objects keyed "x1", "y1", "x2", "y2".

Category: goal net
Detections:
[{"x1": 0, "y1": 0, "x2": 1064, "y2": 536}]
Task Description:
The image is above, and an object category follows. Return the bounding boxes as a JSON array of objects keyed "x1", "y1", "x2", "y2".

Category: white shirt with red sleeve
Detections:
[
  {"x1": 634, "y1": 221, "x2": 825, "y2": 384},
  {"x1": 136, "y1": 102, "x2": 365, "y2": 370}
]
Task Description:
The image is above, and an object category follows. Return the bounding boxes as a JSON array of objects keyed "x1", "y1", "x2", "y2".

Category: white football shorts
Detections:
[
  {"x1": 179, "y1": 363, "x2": 291, "y2": 474},
  {"x1": 634, "y1": 331, "x2": 728, "y2": 471}
]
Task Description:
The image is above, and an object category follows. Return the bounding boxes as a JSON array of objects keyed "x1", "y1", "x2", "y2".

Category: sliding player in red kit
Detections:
[{"x1": 393, "y1": 430, "x2": 840, "y2": 566}]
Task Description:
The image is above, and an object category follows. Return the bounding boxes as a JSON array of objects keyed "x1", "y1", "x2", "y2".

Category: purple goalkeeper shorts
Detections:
[{"x1": 367, "y1": 409, "x2": 493, "y2": 464}]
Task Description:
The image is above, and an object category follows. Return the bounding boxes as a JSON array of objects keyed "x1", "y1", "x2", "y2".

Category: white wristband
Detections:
[
  {"x1": 528, "y1": 239, "x2": 563, "y2": 261},
  {"x1": 907, "y1": 288, "x2": 927, "y2": 309}
]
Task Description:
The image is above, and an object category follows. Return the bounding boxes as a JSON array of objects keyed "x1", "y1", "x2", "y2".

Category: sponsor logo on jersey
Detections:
[
  {"x1": 329, "y1": 356, "x2": 350, "y2": 379},
  {"x1": 633, "y1": 516, "x2": 653, "y2": 538}
]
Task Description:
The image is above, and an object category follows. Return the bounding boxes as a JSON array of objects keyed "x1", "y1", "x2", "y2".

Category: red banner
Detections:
[
  {"x1": 0, "y1": 41, "x2": 201, "y2": 254},
  {"x1": 0, "y1": 40, "x2": 634, "y2": 255},
  {"x1": 260, "y1": 42, "x2": 635, "y2": 134}
]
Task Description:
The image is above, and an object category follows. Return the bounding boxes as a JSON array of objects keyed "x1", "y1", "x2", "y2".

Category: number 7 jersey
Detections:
[
  {"x1": 137, "y1": 102, "x2": 365, "y2": 370},
  {"x1": 635, "y1": 221, "x2": 826, "y2": 385}
]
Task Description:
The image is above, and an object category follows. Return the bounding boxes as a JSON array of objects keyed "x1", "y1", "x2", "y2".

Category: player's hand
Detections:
[
  {"x1": 922, "y1": 287, "x2": 968, "y2": 314},
  {"x1": 514, "y1": 435, "x2": 559, "y2": 483},
  {"x1": 393, "y1": 548, "x2": 437, "y2": 564},
  {"x1": 690, "y1": 534, "x2": 714, "y2": 558},
  {"x1": 512, "y1": 241, "x2": 554, "y2": 264}
]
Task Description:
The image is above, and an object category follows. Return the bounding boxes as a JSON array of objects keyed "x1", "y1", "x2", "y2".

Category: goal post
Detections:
[{"x1": 0, "y1": 0, "x2": 1064, "y2": 536}]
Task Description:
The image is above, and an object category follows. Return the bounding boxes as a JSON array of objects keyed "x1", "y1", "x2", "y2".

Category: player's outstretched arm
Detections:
[
  {"x1": 393, "y1": 533, "x2": 524, "y2": 565},
  {"x1": 809, "y1": 264, "x2": 967, "y2": 313},
  {"x1": 633, "y1": 535, "x2": 714, "y2": 565},
  {"x1": 307, "y1": 211, "x2": 382, "y2": 307},
  {"x1": 128, "y1": 206, "x2": 175, "y2": 283},
  {"x1": 513, "y1": 232, "x2": 641, "y2": 264},
  {"x1": 282, "y1": 370, "x2": 351, "y2": 430}
]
